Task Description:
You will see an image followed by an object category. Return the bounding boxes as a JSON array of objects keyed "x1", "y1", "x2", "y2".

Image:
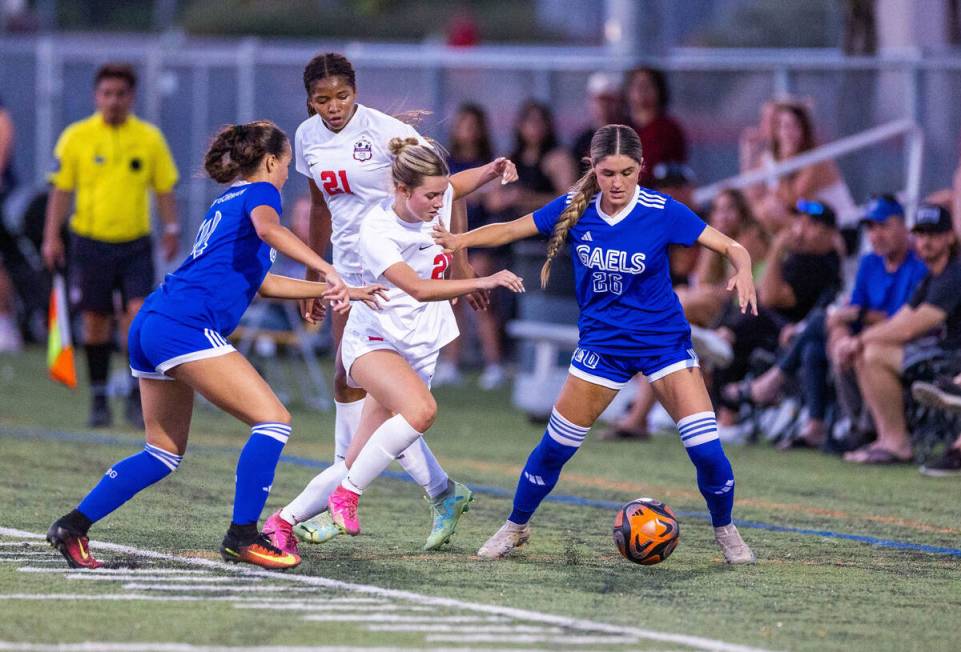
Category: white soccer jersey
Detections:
[
  {"x1": 295, "y1": 104, "x2": 422, "y2": 277},
  {"x1": 346, "y1": 184, "x2": 459, "y2": 356}
]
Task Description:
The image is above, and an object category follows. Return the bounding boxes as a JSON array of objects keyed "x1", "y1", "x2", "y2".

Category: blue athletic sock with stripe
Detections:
[
  {"x1": 232, "y1": 422, "x2": 290, "y2": 526},
  {"x1": 508, "y1": 408, "x2": 587, "y2": 524},
  {"x1": 76, "y1": 443, "x2": 183, "y2": 522},
  {"x1": 677, "y1": 411, "x2": 734, "y2": 527}
]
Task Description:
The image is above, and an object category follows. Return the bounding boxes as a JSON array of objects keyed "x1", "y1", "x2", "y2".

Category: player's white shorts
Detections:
[{"x1": 340, "y1": 325, "x2": 439, "y2": 390}]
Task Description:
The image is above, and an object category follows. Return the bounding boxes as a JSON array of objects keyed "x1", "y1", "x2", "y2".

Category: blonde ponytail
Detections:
[
  {"x1": 388, "y1": 137, "x2": 449, "y2": 189},
  {"x1": 540, "y1": 170, "x2": 599, "y2": 288}
]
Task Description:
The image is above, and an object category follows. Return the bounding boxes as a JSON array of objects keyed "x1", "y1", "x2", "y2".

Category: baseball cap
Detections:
[
  {"x1": 860, "y1": 194, "x2": 904, "y2": 225},
  {"x1": 794, "y1": 199, "x2": 837, "y2": 228},
  {"x1": 586, "y1": 72, "x2": 622, "y2": 97},
  {"x1": 651, "y1": 162, "x2": 695, "y2": 188},
  {"x1": 911, "y1": 204, "x2": 953, "y2": 234}
]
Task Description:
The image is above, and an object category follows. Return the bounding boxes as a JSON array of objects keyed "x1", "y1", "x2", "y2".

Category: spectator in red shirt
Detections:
[{"x1": 624, "y1": 66, "x2": 688, "y2": 186}]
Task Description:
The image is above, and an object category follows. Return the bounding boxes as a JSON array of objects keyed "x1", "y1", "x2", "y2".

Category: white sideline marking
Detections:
[
  {"x1": 302, "y1": 614, "x2": 509, "y2": 624},
  {"x1": 121, "y1": 583, "x2": 319, "y2": 593},
  {"x1": 0, "y1": 528, "x2": 774, "y2": 652},
  {"x1": 0, "y1": 594, "x2": 357, "y2": 604},
  {"x1": 66, "y1": 575, "x2": 260, "y2": 583},
  {"x1": 233, "y1": 603, "x2": 430, "y2": 612},
  {"x1": 428, "y1": 634, "x2": 638, "y2": 645},
  {"x1": 18, "y1": 567, "x2": 212, "y2": 574},
  {"x1": 0, "y1": 557, "x2": 62, "y2": 563},
  {"x1": 366, "y1": 624, "x2": 564, "y2": 634},
  {"x1": 0, "y1": 644, "x2": 514, "y2": 652}
]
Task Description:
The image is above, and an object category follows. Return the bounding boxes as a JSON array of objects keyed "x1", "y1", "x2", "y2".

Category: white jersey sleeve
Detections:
[{"x1": 294, "y1": 121, "x2": 311, "y2": 178}]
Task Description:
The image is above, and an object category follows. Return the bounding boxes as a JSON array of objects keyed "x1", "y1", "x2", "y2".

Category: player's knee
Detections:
[
  {"x1": 260, "y1": 405, "x2": 292, "y2": 427},
  {"x1": 405, "y1": 395, "x2": 437, "y2": 433}
]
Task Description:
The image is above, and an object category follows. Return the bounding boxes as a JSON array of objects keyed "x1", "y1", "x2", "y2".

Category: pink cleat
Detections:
[
  {"x1": 263, "y1": 511, "x2": 299, "y2": 556},
  {"x1": 328, "y1": 486, "x2": 361, "y2": 535}
]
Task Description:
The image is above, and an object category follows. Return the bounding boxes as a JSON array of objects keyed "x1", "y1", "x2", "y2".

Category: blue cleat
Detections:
[{"x1": 424, "y1": 480, "x2": 474, "y2": 550}]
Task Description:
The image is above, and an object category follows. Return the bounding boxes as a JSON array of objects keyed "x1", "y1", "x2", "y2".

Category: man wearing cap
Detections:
[
  {"x1": 571, "y1": 72, "x2": 625, "y2": 167},
  {"x1": 714, "y1": 200, "x2": 841, "y2": 437},
  {"x1": 843, "y1": 204, "x2": 961, "y2": 464}
]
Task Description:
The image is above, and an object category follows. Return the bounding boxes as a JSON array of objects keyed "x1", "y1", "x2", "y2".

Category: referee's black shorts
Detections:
[{"x1": 69, "y1": 233, "x2": 155, "y2": 314}]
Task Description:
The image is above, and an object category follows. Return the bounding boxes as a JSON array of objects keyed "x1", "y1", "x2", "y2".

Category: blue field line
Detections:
[{"x1": 5, "y1": 425, "x2": 961, "y2": 558}]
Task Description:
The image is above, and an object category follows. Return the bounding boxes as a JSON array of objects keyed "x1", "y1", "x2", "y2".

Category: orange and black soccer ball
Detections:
[{"x1": 612, "y1": 497, "x2": 679, "y2": 565}]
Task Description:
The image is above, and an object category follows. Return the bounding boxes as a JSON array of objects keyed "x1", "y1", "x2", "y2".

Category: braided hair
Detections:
[
  {"x1": 540, "y1": 124, "x2": 643, "y2": 288},
  {"x1": 303, "y1": 52, "x2": 356, "y2": 117}
]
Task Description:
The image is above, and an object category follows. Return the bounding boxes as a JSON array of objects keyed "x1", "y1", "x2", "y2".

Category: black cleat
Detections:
[{"x1": 47, "y1": 516, "x2": 102, "y2": 569}]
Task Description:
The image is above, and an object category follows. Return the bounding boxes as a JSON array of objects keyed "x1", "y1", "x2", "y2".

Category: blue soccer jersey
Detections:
[
  {"x1": 533, "y1": 186, "x2": 707, "y2": 355},
  {"x1": 143, "y1": 181, "x2": 281, "y2": 335}
]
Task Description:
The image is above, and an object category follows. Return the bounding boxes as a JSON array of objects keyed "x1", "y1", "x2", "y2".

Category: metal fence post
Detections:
[
  {"x1": 236, "y1": 38, "x2": 257, "y2": 123},
  {"x1": 34, "y1": 36, "x2": 59, "y2": 185}
]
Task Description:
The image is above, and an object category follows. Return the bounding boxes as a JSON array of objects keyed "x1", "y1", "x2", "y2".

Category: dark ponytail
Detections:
[{"x1": 203, "y1": 121, "x2": 289, "y2": 184}]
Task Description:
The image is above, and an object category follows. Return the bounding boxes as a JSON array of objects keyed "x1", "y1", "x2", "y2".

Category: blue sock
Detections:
[
  {"x1": 77, "y1": 443, "x2": 182, "y2": 522},
  {"x1": 508, "y1": 408, "x2": 586, "y2": 524},
  {"x1": 678, "y1": 411, "x2": 734, "y2": 527},
  {"x1": 232, "y1": 422, "x2": 290, "y2": 526}
]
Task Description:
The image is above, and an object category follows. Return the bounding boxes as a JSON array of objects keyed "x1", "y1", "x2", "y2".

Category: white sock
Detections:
[
  {"x1": 396, "y1": 437, "x2": 449, "y2": 499},
  {"x1": 334, "y1": 399, "x2": 364, "y2": 461},
  {"x1": 280, "y1": 461, "x2": 348, "y2": 524},
  {"x1": 343, "y1": 414, "x2": 422, "y2": 494}
]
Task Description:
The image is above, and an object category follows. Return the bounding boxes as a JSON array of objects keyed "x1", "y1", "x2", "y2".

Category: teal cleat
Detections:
[
  {"x1": 292, "y1": 511, "x2": 341, "y2": 545},
  {"x1": 423, "y1": 481, "x2": 474, "y2": 550}
]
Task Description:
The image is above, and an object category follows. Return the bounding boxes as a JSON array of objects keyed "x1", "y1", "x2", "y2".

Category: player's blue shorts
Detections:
[
  {"x1": 128, "y1": 310, "x2": 235, "y2": 381},
  {"x1": 568, "y1": 343, "x2": 699, "y2": 390}
]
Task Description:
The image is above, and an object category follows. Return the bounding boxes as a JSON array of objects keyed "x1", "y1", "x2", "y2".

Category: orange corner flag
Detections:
[{"x1": 47, "y1": 273, "x2": 77, "y2": 389}]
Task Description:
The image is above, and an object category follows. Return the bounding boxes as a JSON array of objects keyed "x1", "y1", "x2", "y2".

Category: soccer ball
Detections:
[{"x1": 612, "y1": 497, "x2": 679, "y2": 565}]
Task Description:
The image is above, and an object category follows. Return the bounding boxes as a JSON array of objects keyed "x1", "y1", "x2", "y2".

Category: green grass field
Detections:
[{"x1": 1, "y1": 347, "x2": 960, "y2": 651}]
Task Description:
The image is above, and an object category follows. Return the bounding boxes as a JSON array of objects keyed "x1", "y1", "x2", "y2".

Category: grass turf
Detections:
[{"x1": 1, "y1": 347, "x2": 960, "y2": 651}]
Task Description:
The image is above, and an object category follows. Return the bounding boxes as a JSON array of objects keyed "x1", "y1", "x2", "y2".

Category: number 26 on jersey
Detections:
[{"x1": 320, "y1": 170, "x2": 353, "y2": 195}]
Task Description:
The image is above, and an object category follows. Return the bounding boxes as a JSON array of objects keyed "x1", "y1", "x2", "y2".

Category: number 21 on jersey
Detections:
[{"x1": 320, "y1": 170, "x2": 352, "y2": 195}]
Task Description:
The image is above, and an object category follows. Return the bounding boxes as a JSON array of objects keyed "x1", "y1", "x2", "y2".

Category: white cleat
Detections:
[
  {"x1": 476, "y1": 522, "x2": 531, "y2": 559},
  {"x1": 714, "y1": 524, "x2": 756, "y2": 564}
]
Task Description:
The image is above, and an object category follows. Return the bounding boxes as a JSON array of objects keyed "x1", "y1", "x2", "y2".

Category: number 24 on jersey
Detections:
[{"x1": 320, "y1": 170, "x2": 352, "y2": 195}]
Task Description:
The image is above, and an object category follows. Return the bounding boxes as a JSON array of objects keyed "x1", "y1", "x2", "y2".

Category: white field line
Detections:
[
  {"x1": 427, "y1": 633, "x2": 638, "y2": 645},
  {"x1": 121, "y1": 583, "x2": 320, "y2": 593},
  {"x1": 366, "y1": 624, "x2": 565, "y2": 634},
  {"x1": 302, "y1": 614, "x2": 509, "y2": 624},
  {"x1": 0, "y1": 557, "x2": 62, "y2": 563},
  {"x1": 0, "y1": 551, "x2": 57, "y2": 557},
  {"x1": 0, "y1": 594, "x2": 377, "y2": 604},
  {"x1": 0, "y1": 645, "x2": 526, "y2": 652},
  {"x1": 66, "y1": 575, "x2": 260, "y2": 583},
  {"x1": 232, "y1": 603, "x2": 431, "y2": 612},
  {"x1": 0, "y1": 528, "x2": 776, "y2": 652},
  {"x1": 18, "y1": 567, "x2": 212, "y2": 574}
]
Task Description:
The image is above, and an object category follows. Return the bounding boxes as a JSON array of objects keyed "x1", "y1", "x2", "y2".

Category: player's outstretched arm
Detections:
[
  {"x1": 433, "y1": 214, "x2": 539, "y2": 253},
  {"x1": 250, "y1": 204, "x2": 350, "y2": 313},
  {"x1": 383, "y1": 262, "x2": 524, "y2": 302},
  {"x1": 258, "y1": 273, "x2": 388, "y2": 309},
  {"x1": 697, "y1": 225, "x2": 758, "y2": 316},
  {"x1": 450, "y1": 157, "x2": 518, "y2": 199}
]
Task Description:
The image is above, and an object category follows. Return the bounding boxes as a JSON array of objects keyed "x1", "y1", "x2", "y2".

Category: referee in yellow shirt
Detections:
[{"x1": 42, "y1": 63, "x2": 180, "y2": 428}]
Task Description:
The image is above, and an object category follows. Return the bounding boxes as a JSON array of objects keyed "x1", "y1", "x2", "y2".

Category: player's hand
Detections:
[
  {"x1": 321, "y1": 269, "x2": 351, "y2": 314},
  {"x1": 478, "y1": 270, "x2": 524, "y2": 293},
  {"x1": 161, "y1": 232, "x2": 179, "y2": 262},
  {"x1": 465, "y1": 288, "x2": 491, "y2": 311},
  {"x1": 432, "y1": 223, "x2": 462, "y2": 254},
  {"x1": 299, "y1": 297, "x2": 318, "y2": 324},
  {"x1": 488, "y1": 157, "x2": 518, "y2": 185},
  {"x1": 726, "y1": 270, "x2": 757, "y2": 315},
  {"x1": 349, "y1": 284, "x2": 389, "y2": 310},
  {"x1": 41, "y1": 236, "x2": 65, "y2": 271}
]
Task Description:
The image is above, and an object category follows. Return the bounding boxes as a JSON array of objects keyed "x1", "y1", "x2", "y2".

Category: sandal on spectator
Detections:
[{"x1": 842, "y1": 445, "x2": 911, "y2": 465}]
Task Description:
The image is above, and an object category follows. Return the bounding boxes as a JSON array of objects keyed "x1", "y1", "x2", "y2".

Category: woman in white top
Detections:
[
  {"x1": 266, "y1": 53, "x2": 516, "y2": 552},
  {"x1": 326, "y1": 138, "x2": 524, "y2": 537}
]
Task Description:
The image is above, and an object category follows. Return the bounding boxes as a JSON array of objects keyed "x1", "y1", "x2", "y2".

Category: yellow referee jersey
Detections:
[{"x1": 50, "y1": 112, "x2": 179, "y2": 243}]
